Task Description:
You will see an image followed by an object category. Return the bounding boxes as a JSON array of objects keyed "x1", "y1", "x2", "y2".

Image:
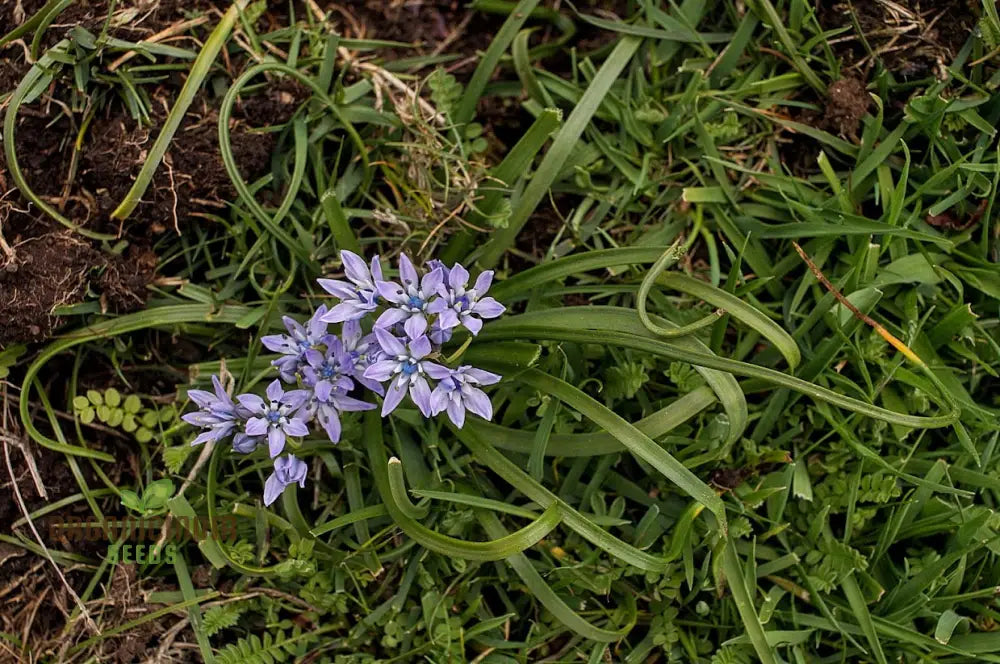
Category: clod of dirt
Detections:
[
  {"x1": 0, "y1": 234, "x2": 154, "y2": 347},
  {"x1": 0, "y1": 235, "x2": 100, "y2": 345},
  {"x1": 823, "y1": 77, "x2": 870, "y2": 140},
  {"x1": 818, "y1": 0, "x2": 977, "y2": 78},
  {"x1": 332, "y1": 0, "x2": 505, "y2": 70},
  {"x1": 239, "y1": 80, "x2": 308, "y2": 128},
  {"x1": 79, "y1": 102, "x2": 275, "y2": 235}
]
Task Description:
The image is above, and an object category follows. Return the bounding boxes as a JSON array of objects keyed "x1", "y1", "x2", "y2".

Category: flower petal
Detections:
[
  {"x1": 283, "y1": 389, "x2": 311, "y2": 410},
  {"x1": 446, "y1": 399, "x2": 467, "y2": 428},
  {"x1": 464, "y1": 387, "x2": 493, "y2": 421},
  {"x1": 186, "y1": 389, "x2": 216, "y2": 409},
  {"x1": 472, "y1": 297, "x2": 506, "y2": 319},
  {"x1": 430, "y1": 387, "x2": 449, "y2": 414},
  {"x1": 410, "y1": 376, "x2": 433, "y2": 417},
  {"x1": 232, "y1": 434, "x2": 260, "y2": 454},
  {"x1": 403, "y1": 314, "x2": 428, "y2": 340},
  {"x1": 182, "y1": 411, "x2": 218, "y2": 427},
  {"x1": 398, "y1": 254, "x2": 418, "y2": 288},
  {"x1": 376, "y1": 307, "x2": 409, "y2": 330},
  {"x1": 283, "y1": 316, "x2": 306, "y2": 339},
  {"x1": 376, "y1": 280, "x2": 408, "y2": 305},
  {"x1": 333, "y1": 395, "x2": 377, "y2": 412},
  {"x1": 268, "y1": 427, "x2": 286, "y2": 458},
  {"x1": 212, "y1": 375, "x2": 229, "y2": 402},
  {"x1": 342, "y1": 319, "x2": 362, "y2": 346},
  {"x1": 190, "y1": 429, "x2": 219, "y2": 446},
  {"x1": 422, "y1": 267, "x2": 444, "y2": 295},
  {"x1": 246, "y1": 416, "x2": 269, "y2": 436},
  {"x1": 283, "y1": 418, "x2": 310, "y2": 437},
  {"x1": 266, "y1": 380, "x2": 284, "y2": 402},
  {"x1": 408, "y1": 335, "x2": 432, "y2": 360},
  {"x1": 463, "y1": 316, "x2": 484, "y2": 335},
  {"x1": 449, "y1": 263, "x2": 470, "y2": 290},
  {"x1": 381, "y1": 379, "x2": 407, "y2": 416},
  {"x1": 374, "y1": 327, "x2": 406, "y2": 356},
  {"x1": 473, "y1": 270, "x2": 494, "y2": 294},
  {"x1": 357, "y1": 375, "x2": 386, "y2": 396},
  {"x1": 364, "y1": 359, "x2": 399, "y2": 382},
  {"x1": 341, "y1": 250, "x2": 372, "y2": 286},
  {"x1": 317, "y1": 278, "x2": 355, "y2": 299},
  {"x1": 423, "y1": 362, "x2": 452, "y2": 379},
  {"x1": 307, "y1": 306, "x2": 328, "y2": 340},
  {"x1": 314, "y1": 380, "x2": 333, "y2": 403},
  {"x1": 263, "y1": 472, "x2": 285, "y2": 506},
  {"x1": 321, "y1": 301, "x2": 365, "y2": 323},
  {"x1": 238, "y1": 394, "x2": 266, "y2": 414},
  {"x1": 318, "y1": 406, "x2": 342, "y2": 442},
  {"x1": 370, "y1": 255, "x2": 384, "y2": 282},
  {"x1": 438, "y1": 309, "x2": 460, "y2": 330},
  {"x1": 464, "y1": 367, "x2": 502, "y2": 385}
]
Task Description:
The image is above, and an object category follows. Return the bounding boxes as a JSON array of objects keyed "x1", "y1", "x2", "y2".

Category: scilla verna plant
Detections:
[{"x1": 182, "y1": 250, "x2": 505, "y2": 505}]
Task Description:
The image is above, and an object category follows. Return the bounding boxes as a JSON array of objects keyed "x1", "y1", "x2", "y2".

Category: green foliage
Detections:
[
  {"x1": 980, "y1": 0, "x2": 1000, "y2": 50},
  {"x1": 72, "y1": 387, "x2": 163, "y2": 442},
  {"x1": 427, "y1": 68, "x2": 463, "y2": 120},
  {"x1": 120, "y1": 478, "x2": 174, "y2": 515},
  {"x1": 216, "y1": 629, "x2": 316, "y2": 664},
  {"x1": 603, "y1": 361, "x2": 648, "y2": 402},
  {"x1": 0, "y1": 344, "x2": 25, "y2": 379},
  {"x1": 202, "y1": 604, "x2": 246, "y2": 637}
]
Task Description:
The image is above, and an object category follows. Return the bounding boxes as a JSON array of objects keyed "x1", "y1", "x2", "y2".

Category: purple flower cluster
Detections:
[{"x1": 181, "y1": 251, "x2": 505, "y2": 506}]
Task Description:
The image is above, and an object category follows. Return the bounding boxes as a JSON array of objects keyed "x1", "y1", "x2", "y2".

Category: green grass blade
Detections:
[
  {"x1": 477, "y1": 36, "x2": 642, "y2": 267},
  {"x1": 365, "y1": 413, "x2": 562, "y2": 561},
  {"x1": 658, "y1": 272, "x2": 801, "y2": 368},
  {"x1": 454, "y1": 0, "x2": 542, "y2": 126},
  {"x1": 482, "y1": 307, "x2": 959, "y2": 429},
  {"x1": 464, "y1": 385, "x2": 716, "y2": 456},
  {"x1": 722, "y1": 543, "x2": 777, "y2": 664},
  {"x1": 455, "y1": 425, "x2": 671, "y2": 571},
  {"x1": 112, "y1": 0, "x2": 248, "y2": 221},
  {"x1": 476, "y1": 510, "x2": 636, "y2": 642},
  {"x1": 514, "y1": 368, "x2": 727, "y2": 530}
]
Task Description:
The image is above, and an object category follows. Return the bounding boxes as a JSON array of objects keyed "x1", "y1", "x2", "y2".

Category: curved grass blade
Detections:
[
  {"x1": 442, "y1": 109, "x2": 563, "y2": 263},
  {"x1": 454, "y1": 0, "x2": 541, "y2": 125},
  {"x1": 112, "y1": 0, "x2": 249, "y2": 221},
  {"x1": 454, "y1": 425, "x2": 671, "y2": 571},
  {"x1": 476, "y1": 510, "x2": 636, "y2": 642},
  {"x1": 218, "y1": 62, "x2": 368, "y2": 264},
  {"x1": 20, "y1": 304, "x2": 254, "y2": 462},
  {"x1": 3, "y1": 41, "x2": 115, "y2": 240},
  {"x1": 477, "y1": 36, "x2": 642, "y2": 267},
  {"x1": 365, "y1": 413, "x2": 562, "y2": 561},
  {"x1": 309, "y1": 505, "x2": 388, "y2": 538},
  {"x1": 465, "y1": 384, "x2": 717, "y2": 456},
  {"x1": 481, "y1": 308, "x2": 959, "y2": 429},
  {"x1": 490, "y1": 247, "x2": 666, "y2": 302},
  {"x1": 722, "y1": 543, "x2": 777, "y2": 664},
  {"x1": 658, "y1": 273, "x2": 801, "y2": 369},
  {"x1": 637, "y1": 244, "x2": 724, "y2": 339},
  {"x1": 511, "y1": 368, "x2": 727, "y2": 531},
  {"x1": 475, "y1": 308, "x2": 748, "y2": 445}
]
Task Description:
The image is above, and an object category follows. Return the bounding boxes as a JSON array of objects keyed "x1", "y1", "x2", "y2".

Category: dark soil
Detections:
[
  {"x1": 0, "y1": 235, "x2": 95, "y2": 344},
  {"x1": 333, "y1": 0, "x2": 505, "y2": 70},
  {"x1": 818, "y1": 0, "x2": 978, "y2": 78},
  {"x1": 0, "y1": 1, "x2": 286, "y2": 347},
  {"x1": 823, "y1": 77, "x2": 870, "y2": 140}
]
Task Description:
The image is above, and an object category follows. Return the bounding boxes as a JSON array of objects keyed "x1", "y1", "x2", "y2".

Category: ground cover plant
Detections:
[{"x1": 1, "y1": 0, "x2": 1000, "y2": 662}]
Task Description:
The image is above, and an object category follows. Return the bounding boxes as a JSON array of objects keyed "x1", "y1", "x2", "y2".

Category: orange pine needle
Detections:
[{"x1": 792, "y1": 242, "x2": 926, "y2": 367}]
